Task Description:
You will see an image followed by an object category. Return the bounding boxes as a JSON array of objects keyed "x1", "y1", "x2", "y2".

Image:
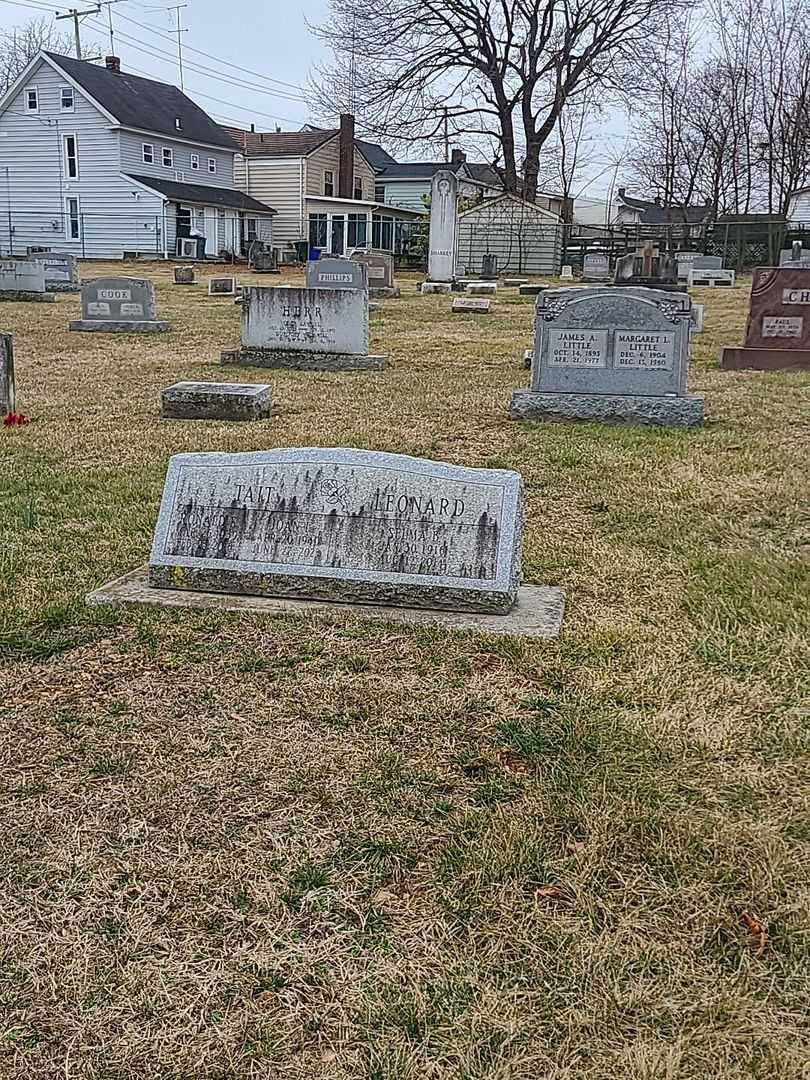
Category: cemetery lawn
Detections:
[{"x1": 1, "y1": 265, "x2": 809, "y2": 1080}]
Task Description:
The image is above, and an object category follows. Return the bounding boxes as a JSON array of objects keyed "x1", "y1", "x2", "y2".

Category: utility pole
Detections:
[
  {"x1": 166, "y1": 4, "x2": 188, "y2": 90},
  {"x1": 55, "y1": 6, "x2": 101, "y2": 60},
  {"x1": 99, "y1": 0, "x2": 127, "y2": 54},
  {"x1": 442, "y1": 106, "x2": 449, "y2": 163}
]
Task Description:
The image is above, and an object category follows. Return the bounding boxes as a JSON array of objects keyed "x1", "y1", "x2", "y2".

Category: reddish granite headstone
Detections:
[{"x1": 721, "y1": 267, "x2": 810, "y2": 370}]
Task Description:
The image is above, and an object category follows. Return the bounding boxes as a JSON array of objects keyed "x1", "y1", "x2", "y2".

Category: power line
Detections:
[{"x1": 55, "y1": 5, "x2": 100, "y2": 60}]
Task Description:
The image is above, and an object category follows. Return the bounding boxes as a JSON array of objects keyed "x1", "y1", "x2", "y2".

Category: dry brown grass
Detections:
[{"x1": 0, "y1": 265, "x2": 808, "y2": 1079}]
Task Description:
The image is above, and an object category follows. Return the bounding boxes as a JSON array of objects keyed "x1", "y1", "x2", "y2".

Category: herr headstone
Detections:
[
  {"x1": 147, "y1": 449, "x2": 524, "y2": 613},
  {"x1": 351, "y1": 251, "x2": 399, "y2": 298},
  {"x1": 721, "y1": 267, "x2": 810, "y2": 370},
  {"x1": 426, "y1": 169, "x2": 458, "y2": 283},
  {"x1": 582, "y1": 253, "x2": 610, "y2": 282},
  {"x1": 69, "y1": 277, "x2": 170, "y2": 332},
  {"x1": 306, "y1": 257, "x2": 366, "y2": 291},
  {"x1": 221, "y1": 283, "x2": 385, "y2": 370},
  {"x1": 161, "y1": 381, "x2": 272, "y2": 421},
  {"x1": 0, "y1": 260, "x2": 53, "y2": 303},
  {"x1": 29, "y1": 252, "x2": 80, "y2": 292},
  {"x1": 510, "y1": 286, "x2": 703, "y2": 427},
  {"x1": 0, "y1": 333, "x2": 15, "y2": 414}
]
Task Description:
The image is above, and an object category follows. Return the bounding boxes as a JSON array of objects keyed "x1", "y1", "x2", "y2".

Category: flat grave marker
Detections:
[
  {"x1": 161, "y1": 381, "x2": 272, "y2": 421},
  {"x1": 174, "y1": 266, "x2": 196, "y2": 285},
  {"x1": 69, "y1": 277, "x2": 170, "y2": 332},
  {"x1": 452, "y1": 297, "x2": 491, "y2": 314}
]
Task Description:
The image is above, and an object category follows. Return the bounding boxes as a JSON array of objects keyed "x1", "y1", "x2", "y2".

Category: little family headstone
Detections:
[
  {"x1": 69, "y1": 277, "x2": 170, "y2": 332},
  {"x1": 29, "y1": 252, "x2": 80, "y2": 292},
  {"x1": 306, "y1": 257, "x2": 366, "y2": 291},
  {"x1": 0, "y1": 260, "x2": 53, "y2": 302},
  {"x1": 351, "y1": 251, "x2": 399, "y2": 298},
  {"x1": 221, "y1": 284, "x2": 385, "y2": 370},
  {"x1": 721, "y1": 267, "x2": 810, "y2": 370},
  {"x1": 511, "y1": 286, "x2": 703, "y2": 427},
  {"x1": 1, "y1": 333, "x2": 15, "y2": 413}
]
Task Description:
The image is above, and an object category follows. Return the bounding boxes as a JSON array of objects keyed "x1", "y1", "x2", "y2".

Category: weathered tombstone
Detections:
[
  {"x1": 208, "y1": 276, "x2": 236, "y2": 296},
  {"x1": 252, "y1": 248, "x2": 279, "y2": 273},
  {"x1": 523, "y1": 347, "x2": 533, "y2": 369},
  {"x1": 675, "y1": 251, "x2": 698, "y2": 281},
  {"x1": 466, "y1": 281, "x2": 497, "y2": 296},
  {"x1": 778, "y1": 244, "x2": 810, "y2": 268},
  {"x1": 29, "y1": 252, "x2": 80, "y2": 292},
  {"x1": 690, "y1": 303, "x2": 704, "y2": 334},
  {"x1": 306, "y1": 257, "x2": 366, "y2": 291},
  {"x1": 161, "y1": 381, "x2": 272, "y2": 421},
  {"x1": 688, "y1": 267, "x2": 735, "y2": 287},
  {"x1": 721, "y1": 267, "x2": 810, "y2": 370},
  {"x1": 481, "y1": 253, "x2": 498, "y2": 278},
  {"x1": 614, "y1": 242, "x2": 680, "y2": 290},
  {"x1": 0, "y1": 260, "x2": 53, "y2": 303},
  {"x1": 582, "y1": 253, "x2": 610, "y2": 282},
  {"x1": 452, "y1": 297, "x2": 491, "y2": 314},
  {"x1": 519, "y1": 283, "x2": 546, "y2": 296},
  {"x1": 510, "y1": 286, "x2": 703, "y2": 427},
  {"x1": 560, "y1": 265, "x2": 574, "y2": 280},
  {"x1": 692, "y1": 255, "x2": 723, "y2": 271},
  {"x1": 350, "y1": 251, "x2": 400, "y2": 298},
  {"x1": 69, "y1": 277, "x2": 170, "y2": 332},
  {"x1": 174, "y1": 266, "x2": 196, "y2": 285},
  {"x1": 0, "y1": 333, "x2": 15, "y2": 414},
  {"x1": 425, "y1": 169, "x2": 458, "y2": 285},
  {"x1": 221, "y1": 282, "x2": 385, "y2": 370},
  {"x1": 420, "y1": 282, "x2": 452, "y2": 294}
]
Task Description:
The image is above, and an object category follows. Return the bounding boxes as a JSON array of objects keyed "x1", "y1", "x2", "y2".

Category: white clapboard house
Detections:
[{"x1": 0, "y1": 51, "x2": 275, "y2": 259}]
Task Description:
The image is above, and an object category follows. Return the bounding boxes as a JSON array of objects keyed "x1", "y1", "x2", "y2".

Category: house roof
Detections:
[
  {"x1": 356, "y1": 139, "x2": 397, "y2": 170},
  {"x1": 458, "y1": 192, "x2": 560, "y2": 222},
  {"x1": 126, "y1": 174, "x2": 275, "y2": 213},
  {"x1": 44, "y1": 52, "x2": 237, "y2": 149},
  {"x1": 376, "y1": 161, "x2": 468, "y2": 181},
  {"x1": 618, "y1": 191, "x2": 709, "y2": 224},
  {"x1": 463, "y1": 162, "x2": 502, "y2": 187},
  {"x1": 223, "y1": 127, "x2": 337, "y2": 157}
]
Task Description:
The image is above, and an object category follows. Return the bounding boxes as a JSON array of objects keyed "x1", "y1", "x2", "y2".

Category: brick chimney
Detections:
[
  {"x1": 338, "y1": 113, "x2": 354, "y2": 199},
  {"x1": 105, "y1": 56, "x2": 121, "y2": 73},
  {"x1": 450, "y1": 148, "x2": 466, "y2": 166},
  {"x1": 617, "y1": 186, "x2": 626, "y2": 199}
]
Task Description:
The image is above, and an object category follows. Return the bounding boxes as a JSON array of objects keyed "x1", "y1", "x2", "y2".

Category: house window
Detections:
[
  {"x1": 63, "y1": 134, "x2": 78, "y2": 180},
  {"x1": 246, "y1": 218, "x2": 258, "y2": 243},
  {"x1": 25, "y1": 87, "x2": 38, "y2": 112},
  {"x1": 207, "y1": 157, "x2": 217, "y2": 174},
  {"x1": 176, "y1": 171, "x2": 185, "y2": 182},
  {"x1": 353, "y1": 177, "x2": 363, "y2": 201},
  {"x1": 190, "y1": 154, "x2": 199, "y2": 170},
  {"x1": 60, "y1": 86, "x2": 74, "y2": 111},
  {"x1": 65, "y1": 197, "x2": 80, "y2": 240},
  {"x1": 142, "y1": 143, "x2": 154, "y2": 164},
  {"x1": 308, "y1": 213, "x2": 327, "y2": 248},
  {"x1": 177, "y1": 205, "x2": 192, "y2": 237},
  {"x1": 347, "y1": 213, "x2": 367, "y2": 248},
  {"x1": 372, "y1": 214, "x2": 394, "y2": 250},
  {"x1": 323, "y1": 170, "x2": 334, "y2": 197},
  {"x1": 375, "y1": 183, "x2": 385, "y2": 203},
  {"x1": 162, "y1": 147, "x2": 173, "y2": 168}
]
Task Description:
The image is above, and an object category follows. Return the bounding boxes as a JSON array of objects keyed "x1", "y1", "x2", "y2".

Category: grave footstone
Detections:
[
  {"x1": 221, "y1": 282, "x2": 385, "y2": 370},
  {"x1": 306, "y1": 257, "x2": 366, "y2": 291},
  {"x1": 0, "y1": 260, "x2": 53, "y2": 303},
  {"x1": 466, "y1": 281, "x2": 497, "y2": 296},
  {"x1": 425, "y1": 169, "x2": 458, "y2": 284},
  {"x1": 161, "y1": 381, "x2": 272, "y2": 421},
  {"x1": 452, "y1": 298, "x2": 491, "y2": 314},
  {"x1": 721, "y1": 267, "x2": 810, "y2": 370},
  {"x1": 208, "y1": 276, "x2": 236, "y2": 296},
  {"x1": 29, "y1": 252, "x2": 80, "y2": 292},
  {"x1": 1, "y1": 333, "x2": 15, "y2": 414},
  {"x1": 582, "y1": 253, "x2": 610, "y2": 282},
  {"x1": 350, "y1": 252, "x2": 400, "y2": 298},
  {"x1": 560, "y1": 265, "x2": 574, "y2": 280},
  {"x1": 510, "y1": 285, "x2": 703, "y2": 427},
  {"x1": 174, "y1": 266, "x2": 196, "y2": 285},
  {"x1": 69, "y1": 277, "x2": 170, "y2": 332}
]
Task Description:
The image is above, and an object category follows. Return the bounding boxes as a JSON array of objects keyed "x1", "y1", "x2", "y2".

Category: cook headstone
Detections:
[
  {"x1": 511, "y1": 285, "x2": 703, "y2": 427},
  {"x1": 721, "y1": 267, "x2": 810, "y2": 370},
  {"x1": 350, "y1": 251, "x2": 399, "y2": 298},
  {"x1": 69, "y1": 277, "x2": 170, "y2": 332},
  {"x1": 425, "y1": 169, "x2": 458, "y2": 285},
  {"x1": 29, "y1": 252, "x2": 80, "y2": 292},
  {"x1": 221, "y1": 282, "x2": 385, "y2": 370},
  {"x1": 306, "y1": 257, "x2": 366, "y2": 291},
  {"x1": 0, "y1": 333, "x2": 14, "y2": 414},
  {"x1": 161, "y1": 381, "x2": 272, "y2": 421},
  {"x1": 0, "y1": 260, "x2": 53, "y2": 302}
]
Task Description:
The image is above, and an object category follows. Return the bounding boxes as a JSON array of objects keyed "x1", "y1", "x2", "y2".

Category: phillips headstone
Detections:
[
  {"x1": 305, "y1": 257, "x2": 366, "y2": 291},
  {"x1": 0, "y1": 260, "x2": 53, "y2": 302}
]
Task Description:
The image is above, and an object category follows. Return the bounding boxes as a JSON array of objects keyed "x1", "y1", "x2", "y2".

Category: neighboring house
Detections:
[
  {"x1": 787, "y1": 187, "x2": 810, "y2": 223},
  {"x1": 227, "y1": 116, "x2": 423, "y2": 257},
  {"x1": 375, "y1": 149, "x2": 501, "y2": 211},
  {"x1": 0, "y1": 51, "x2": 275, "y2": 259},
  {"x1": 613, "y1": 187, "x2": 711, "y2": 237},
  {"x1": 456, "y1": 193, "x2": 562, "y2": 275}
]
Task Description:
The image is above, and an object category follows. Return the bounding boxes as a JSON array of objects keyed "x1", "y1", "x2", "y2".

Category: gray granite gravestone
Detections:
[
  {"x1": 510, "y1": 286, "x2": 703, "y2": 427},
  {"x1": 582, "y1": 253, "x2": 610, "y2": 282},
  {"x1": 146, "y1": 449, "x2": 524, "y2": 614},
  {"x1": 174, "y1": 266, "x2": 196, "y2": 285},
  {"x1": 452, "y1": 297, "x2": 491, "y2": 313},
  {"x1": 687, "y1": 267, "x2": 735, "y2": 287},
  {"x1": 221, "y1": 285, "x2": 385, "y2": 370},
  {"x1": 350, "y1": 252, "x2": 399, "y2": 297},
  {"x1": 426, "y1": 169, "x2": 458, "y2": 284},
  {"x1": 675, "y1": 252, "x2": 698, "y2": 281},
  {"x1": 0, "y1": 260, "x2": 53, "y2": 302},
  {"x1": 779, "y1": 245, "x2": 810, "y2": 267},
  {"x1": 305, "y1": 257, "x2": 366, "y2": 291},
  {"x1": 161, "y1": 381, "x2": 272, "y2": 421},
  {"x1": 466, "y1": 281, "x2": 497, "y2": 295},
  {"x1": 208, "y1": 277, "x2": 236, "y2": 295},
  {"x1": 504, "y1": 278, "x2": 529, "y2": 287},
  {"x1": 482, "y1": 253, "x2": 498, "y2": 278},
  {"x1": 69, "y1": 277, "x2": 170, "y2": 332},
  {"x1": 421, "y1": 282, "x2": 452, "y2": 294},
  {"x1": 692, "y1": 255, "x2": 723, "y2": 271},
  {"x1": 29, "y1": 252, "x2": 80, "y2": 292},
  {"x1": 0, "y1": 333, "x2": 14, "y2": 414}
]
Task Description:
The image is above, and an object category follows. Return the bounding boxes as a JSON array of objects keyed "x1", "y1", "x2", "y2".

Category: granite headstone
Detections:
[
  {"x1": 69, "y1": 277, "x2": 170, "y2": 332},
  {"x1": 721, "y1": 267, "x2": 810, "y2": 370},
  {"x1": 350, "y1": 251, "x2": 399, "y2": 297},
  {"x1": 174, "y1": 266, "x2": 196, "y2": 285},
  {"x1": 306, "y1": 257, "x2": 366, "y2": 291},
  {"x1": 452, "y1": 297, "x2": 491, "y2": 314},
  {"x1": 0, "y1": 333, "x2": 14, "y2": 414},
  {"x1": 0, "y1": 260, "x2": 53, "y2": 302},
  {"x1": 582, "y1": 253, "x2": 610, "y2": 282},
  {"x1": 778, "y1": 245, "x2": 810, "y2": 268},
  {"x1": 29, "y1": 252, "x2": 80, "y2": 292},
  {"x1": 208, "y1": 277, "x2": 236, "y2": 296},
  {"x1": 161, "y1": 381, "x2": 272, "y2": 421}
]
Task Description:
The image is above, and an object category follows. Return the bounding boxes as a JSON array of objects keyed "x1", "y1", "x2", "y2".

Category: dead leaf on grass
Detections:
[
  {"x1": 535, "y1": 884, "x2": 574, "y2": 903},
  {"x1": 741, "y1": 910, "x2": 769, "y2": 955}
]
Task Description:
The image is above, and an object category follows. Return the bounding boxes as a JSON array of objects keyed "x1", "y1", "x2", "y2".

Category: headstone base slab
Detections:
[
  {"x1": 87, "y1": 565, "x2": 565, "y2": 640},
  {"x1": 161, "y1": 382, "x2": 272, "y2": 421},
  {"x1": 420, "y1": 282, "x2": 452, "y2": 294},
  {"x1": 369, "y1": 286, "x2": 400, "y2": 299},
  {"x1": 720, "y1": 347, "x2": 810, "y2": 371},
  {"x1": 0, "y1": 291, "x2": 55, "y2": 303},
  {"x1": 509, "y1": 390, "x2": 704, "y2": 428},
  {"x1": 69, "y1": 319, "x2": 170, "y2": 332},
  {"x1": 46, "y1": 283, "x2": 82, "y2": 293},
  {"x1": 518, "y1": 284, "x2": 546, "y2": 296},
  {"x1": 221, "y1": 347, "x2": 386, "y2": 371}
]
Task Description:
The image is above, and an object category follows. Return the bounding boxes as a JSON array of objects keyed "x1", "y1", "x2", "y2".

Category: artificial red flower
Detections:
[{"x1": 3, "y1": 411, "x2": 28, "y2": 427}]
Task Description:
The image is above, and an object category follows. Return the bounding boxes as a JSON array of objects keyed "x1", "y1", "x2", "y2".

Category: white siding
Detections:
[
  {"x1": 382, "y1": 180, "x2": 431, "y2": 211},
  {"x1": 0, "y1": 57, "x2": 167, "y2": 258},
  {"x1": 788, "y1": 190, "x2": 810, "y2": 223},
  {"x1": 457, "y1": 197, "x2": 562, "y2": 275},
  {"x1": 235, "y1": 154, "x2": 304, "y2": 247},
  {"x1": 120, "y1": 130, "x2": 235, "y2": 187}
]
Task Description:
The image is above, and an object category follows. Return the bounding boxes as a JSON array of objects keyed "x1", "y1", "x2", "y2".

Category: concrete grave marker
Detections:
[
  {"x1": 1, "y1": 333, "x2": 15, "y2": 414},
  {"x1": 721, "y1": 267, "x2": 810, "y2": 370},
  {"x1": 0, "y1": 260, "x2": 53, "y2": 302},
  {"x1": 161, "y1": 381, "x2": 272, "y2": 421},
  {"x1": 69, "y1": 277, "x2": 170, "y2": 332},
  {"x1": 350, "y1": 251, "x2": 399, "y2": 297},
  {"x1": 174, "y1": 266, "x2": 196, "y2": 285},
  {"x1": 510, "y1": 286, "x2": 703, "y2": 427},
  {"x1": 519, "y1": 283, "x2": 546, "y2": 296},
  {"x1": 779, "y1": 244, "x2": 810, "y2": 268},
  {"x1": 560, "y1": 265, "x2": 574, "y2": 280},
  {"x1": 306, "y1": 257, "x2": 366, "y2": 291},
  {"x1": 29, "y1": 252, "x2": 80, "y2": 292},
  {"x1": 466, "y1": 281, "x2": 497, "y2": 296},
  {"x1": 208, "y1": 276, "x2": 236, "y2": 296},
  {"x1": 452, "y1": 297, "x2": 491, "y2": 314},
  {"x1": 420, "y1": 282, "x2": 452, "y2": 294},
  {"x1": 221, "y1": 283, "x2": 385, "y2": 370},
  {"x1": 688, "y1": 267, "x2": 735, "y2": 287},
  {"x1": 426, "y1": 169, "x2": 458, "y2": 284},
  {"x1": 582, "y1": 253, "x2": 610, "y2": 282}
]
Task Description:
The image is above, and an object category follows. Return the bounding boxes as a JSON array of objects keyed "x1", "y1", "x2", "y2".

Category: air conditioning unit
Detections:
[{"x1": 177, "y1": 238, "x2": 197, "y2": 257}]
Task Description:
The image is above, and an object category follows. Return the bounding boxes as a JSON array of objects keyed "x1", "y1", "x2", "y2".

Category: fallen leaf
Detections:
[
  {"x1": 535, "y1": 884, "x2": 573, "y2": 902},
  {"x1": 741, "y1": 910, "x2": 768, "y2": 955}
]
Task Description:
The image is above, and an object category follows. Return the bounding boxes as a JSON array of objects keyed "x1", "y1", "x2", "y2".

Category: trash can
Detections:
[
  {"x1": 295, "y1": 240, "x2": 309, "y2": 262},
  {"x1": 308, "y1": 245, "x2": 322, "y2": 261}
]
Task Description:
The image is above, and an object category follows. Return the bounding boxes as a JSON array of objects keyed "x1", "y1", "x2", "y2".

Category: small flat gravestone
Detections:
[
  {"x1": 1, "y1": 333, "x2": 15, "y2": 413},
  {"x1": 350, "y1": 252, "x2": 399, "y2": 298},
  {"x1": 503, "y1": 278, "x2": 529, "y2": 287},
  {"x1": 688, "y1": 267, "x2": 735, "y2": 287},
  {"x1": 560, "y1": 265, "x2": 574, "y2": 280},
  {"x1": 421, "y1": 282, "x2": 452, "y2": 294},
  {"x1": 510, "y1": 285, "x2": 703, "y2": 427},
  {"x1": 221, "y1": 282, "x2": 385, "y2": 370},
  {"x1": 174, "y1": 266, "x2": 196, "y2": 285},
  {"x1": 69, "y1": 277, "x2": 170, "y2": 332},
  {"x1": 208, "y1": 277, "x2": 236, "y2": 296},
  {"x1": 306, "y1": 258, "x2": 366, "y2": 291},
  {"x1": 0, "y1": 260, "x2": 54, "y2": 303},
  {"x1": 161, "y1": 381, "x2": 272, "y2": 421},
  {"x1": 721, "y1": 267, "x2": 810, "y2": 370},
  {"x1": 519, "y1": 283, "x2": 546, "y2": 296},
  {"x1": 29, "y1": 252, "x2": 80, "y2": 292},
  {"x1": 466, "y1": 281, "x2": 497, "y2": 296},
  {"x1": 452, "y1": 298, "x2": 491, "y2": 314}
]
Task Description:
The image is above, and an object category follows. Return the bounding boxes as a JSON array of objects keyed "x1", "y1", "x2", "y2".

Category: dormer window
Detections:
[
  {"x1": 25, "y1": 86, "x2": 38, "y2": 112},
  {"x1": 174, "y1": 117, "x2": 182, "y2": 130}
]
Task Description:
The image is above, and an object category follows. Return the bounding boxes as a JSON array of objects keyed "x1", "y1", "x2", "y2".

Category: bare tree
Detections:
[
  {"x1": 0, "y1": 18, "x2": 76, "y2": 96},
  {"x1": 309, "y1": 0, "x2": 691, "y2": 202}
]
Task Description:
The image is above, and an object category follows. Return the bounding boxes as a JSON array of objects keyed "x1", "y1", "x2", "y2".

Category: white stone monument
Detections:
[{"x1": 424, "y1": 169, "x2": 458, "y2": 288}]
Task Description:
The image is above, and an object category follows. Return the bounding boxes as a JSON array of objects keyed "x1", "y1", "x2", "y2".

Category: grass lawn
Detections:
[{"x1": 0, "y1": 265, "x2": 808, "y2": 1079}]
